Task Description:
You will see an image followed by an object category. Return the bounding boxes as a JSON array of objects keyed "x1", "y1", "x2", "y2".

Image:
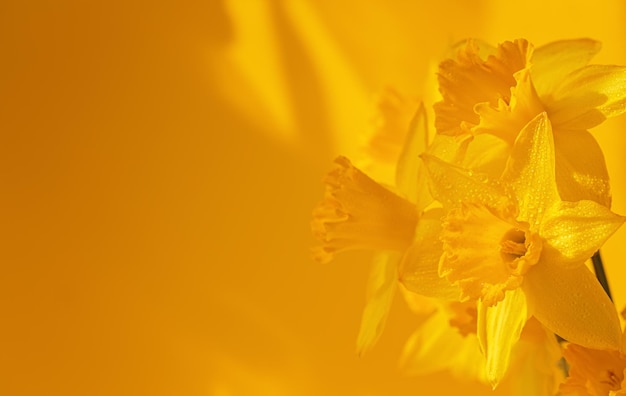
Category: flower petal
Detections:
[
  {"x1": 356, "y1": 252, "x2": 399, "y2": 356},
  {"x1": 531, "y1": 39, "x2": 602, "y2": 96},
  {"x1": 523, "y1": 260, "x2": 621, "y2": 350},
  {"x1": 399, "y1": 307, "x2": 486, "y2": 381},
  {"x1": 541, "y1": 200, "x2": 625, "y2": 266},
  {"x1": 553, "y1": 129, "x2": 611, "y2": 207},
  {"x1": 502, "y1": 112, "x2": 559, "y2": 229},
  {"x1": 396, "y1": 102, "x2": 432, "y2": 211},
  {"x1": 547, "y1": 65, "x2": 626, "y2": 130},
  {"x1": 477, "y1": 288, "x2": 527, "y2": 388},
  {"x1": 509, "y1": 319, "x2": 564, "y2": 396},
  {"x1": 399, "y1": 208, "x2": 461, "y2": 300},
  {"x1": 421, "y1": 153, "x2": 513, "y2": 212},
  {"x1": 461, "y1": 133, "x2": 510, "y2": 178}
]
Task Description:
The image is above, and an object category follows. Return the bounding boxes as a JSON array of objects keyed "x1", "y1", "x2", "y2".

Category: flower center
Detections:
[
  {"x1": 602, "y1": 370, "x2": 622, "y2": 390},
  {"x1": 500, "y1": 228, "x2": 526, "y2": 263},
  {"x1": 439, "y1": 203, "x2": 542, "y2": 306}
]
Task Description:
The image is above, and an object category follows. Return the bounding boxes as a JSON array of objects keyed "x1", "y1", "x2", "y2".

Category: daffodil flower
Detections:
[
  {"x1": 436, "y1": 38, "x2": 626, "y2": 206},
  {"x1": 311, "y1": 101, "x2": 475, "y2": 354},
  {"x1": 403, "y1": 112, "x2": 624, "y2": 386},
  {"x1": 311, "y1": 103, "x2": 436, "y2": 354}
]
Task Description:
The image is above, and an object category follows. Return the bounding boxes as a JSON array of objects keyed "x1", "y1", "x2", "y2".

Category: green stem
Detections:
[{"x1": 592, "y1": 250, "x2": 612, "y2": 301}]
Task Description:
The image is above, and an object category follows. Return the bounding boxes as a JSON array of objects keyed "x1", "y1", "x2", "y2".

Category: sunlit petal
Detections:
[
  {"x1": 531, "y1": 38, "x2": 602, "y2": 96},
  {"x1": 502, "y1": 112, "x2": 559, "y2": 228},
  {"x1": 553, "y1": 129, "x2": 612, "y2": 206},
  {"x1": 548, "y1": 65, "x2": 626, "y2": 130},
  {"x1": 476, "y1": 288, "x2": 527, "y2": 388},
  {"x1": 541, "y1": 200, "x2": 625, "y2": 265},
  {"x1": 523, "y1": 260, "x2": 621, "y2": 350},
  {"x1": 421, "y1": 153, "x2": 513, "y2": 212}
]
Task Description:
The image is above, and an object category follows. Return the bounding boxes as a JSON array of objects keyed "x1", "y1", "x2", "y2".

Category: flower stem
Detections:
[{"x1": 592, "y1": 250, "x2": 612, "y2": 301}]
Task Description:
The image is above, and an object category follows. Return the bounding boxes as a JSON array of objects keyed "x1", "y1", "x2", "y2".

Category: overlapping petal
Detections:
[
  {"x1": 421, "y1": 153, "x2": 514, "y2": 212},
  {"x1": 531, "y1": 39, "x2": 602, "y2": 95},
  {"x1": 547, "y1": 65, "x2": 626, "y2": 130},
  {"x1": 473, "y1": 69, "x2": 545, "y2": 144},
  {"x1": 399, "y1": 305, "x2": 486, "y2": 381},
  {"x1": 553, "y1": 129, "x2": 611, "y2": 206}
]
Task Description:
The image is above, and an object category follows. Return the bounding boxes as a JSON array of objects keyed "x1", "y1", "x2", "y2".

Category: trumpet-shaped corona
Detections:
[{"x1": 311, "y1": 156, "x2": 418, "y2": 263}]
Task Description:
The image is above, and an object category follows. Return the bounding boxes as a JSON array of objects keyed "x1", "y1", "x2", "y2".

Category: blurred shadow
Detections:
[{"x1": 270, "y1": 2, "x2": 333, "y2": 164}]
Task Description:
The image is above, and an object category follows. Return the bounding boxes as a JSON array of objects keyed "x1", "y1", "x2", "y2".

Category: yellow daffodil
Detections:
[
  {"x1": 436, "y1": 38, "x2": 626, "y2": 206},
  {"x1": 311, "y1": 102, "x2": 435, "y2": 354},
  {"x1": 311, "y1": 36, "x2": 626, "y2": 392},
  {"x1": 403, "y1": 112, "x2": 624, "y2": 385},
  {"x1": 311, "y1": 99, "x2": 469, "y2": 354}
]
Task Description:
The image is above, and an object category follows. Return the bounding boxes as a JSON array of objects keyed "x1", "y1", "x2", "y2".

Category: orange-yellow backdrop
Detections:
[{"x1": 2, "y1": 1, "x2": 626, "y2": 395}]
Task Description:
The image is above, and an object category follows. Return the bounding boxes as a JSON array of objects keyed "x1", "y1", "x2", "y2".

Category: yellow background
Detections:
[{"x1": 2, "y1": 1, "x2": 626, "y2": 394}]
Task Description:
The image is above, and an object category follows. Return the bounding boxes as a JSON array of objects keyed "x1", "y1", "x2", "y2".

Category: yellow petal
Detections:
[
  {"x1": 399, "y1": 307, "x2": 486, "y2": 382},
  {"x1": 425, "y1": 133, "x2": 472, "y2": 165},
  {"x1": 548, "y1": 65, "x2": 626, "y2": 130},
  {"x1": 461, "y1": 133, "x2": 510, "y2": 178},
  {"x1": 523, "y1": 260, "x2": 621, "y2": 350},
  {"x1": 531, "y1": 39, "x2": 602, "y2": 96},
  {"x1": 502, "y1": 112, "x2": 559, "y2": 229},
  {"x1": 399, "y1": 208, "x2": 461, "y2": 301},
  {"x1": 395, "y1": 102, "x2": 432, "y2": 211},
  {"x1": 356, "y1": 252, "x2": 399, "y2": 356},
  {"x1": 541, "y1": 200, "x2": 625, "y2": 266},
  {"x1": 508, "y1": 319, "x2": 564, "y2": 396},
  {"x1": 421, "y1": 153, "x2": 513, "y2": 212},
  {"x1": 554, "y1": 129, "x2": 611, "y2": 207},
  {"x1": 476, "y1": 288, "x2": 527, "y2": 388}
]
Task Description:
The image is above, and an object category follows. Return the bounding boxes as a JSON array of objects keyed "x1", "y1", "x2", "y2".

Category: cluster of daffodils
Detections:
[{"x1": 312, "y1": 39, "x2": 626, "y2": 395}]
